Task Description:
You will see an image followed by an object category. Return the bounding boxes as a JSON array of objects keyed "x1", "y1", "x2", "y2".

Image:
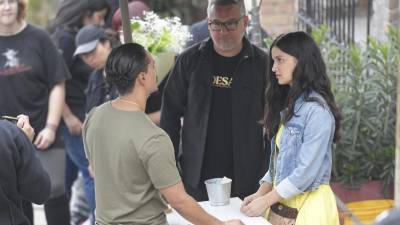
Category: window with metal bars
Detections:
[{"x1": 297, "y1": 0, "x2": 372, "y2": 44}]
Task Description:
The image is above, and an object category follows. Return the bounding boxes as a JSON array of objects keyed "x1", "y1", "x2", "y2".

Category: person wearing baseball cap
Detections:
[
  {"x1": 49, "y1": 1, "x2": 110, "y2": 224},
  {"x1": 77, "y1": 24, "x2": 167, "y2": 127},
  {"x1": 74, "y1": 25, "x2": 120, "y2": 115},
  {"x1": 74, "y1": 25, "x2": 107, "y2": 57},
  {"x1": 73, "y1": 24, "x2": 123, "y2": 72}
]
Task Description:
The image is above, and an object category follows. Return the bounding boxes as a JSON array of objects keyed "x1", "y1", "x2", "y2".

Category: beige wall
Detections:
[{"x1": 260, "y1": 0, "x2": 297, "y2": 38}]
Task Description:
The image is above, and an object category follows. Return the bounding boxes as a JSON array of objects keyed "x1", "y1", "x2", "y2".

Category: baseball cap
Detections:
[{"x1": 74, "y1": 25, "x2": 106, "y2": 56}]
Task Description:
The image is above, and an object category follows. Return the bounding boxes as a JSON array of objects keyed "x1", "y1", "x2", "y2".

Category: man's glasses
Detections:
[{"x1": 208, "y1": 16, "x2": 244, "y2": 32}]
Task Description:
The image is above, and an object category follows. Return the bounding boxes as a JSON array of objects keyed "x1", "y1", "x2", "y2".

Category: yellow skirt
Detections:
[{"x1": 266, "y1": 185, "x2": 339, "y2": 225}]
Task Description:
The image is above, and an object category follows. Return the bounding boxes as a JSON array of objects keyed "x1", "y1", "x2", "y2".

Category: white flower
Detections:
[{"x1": 130, "y1": 11, "x2": 192, "y2": 55}]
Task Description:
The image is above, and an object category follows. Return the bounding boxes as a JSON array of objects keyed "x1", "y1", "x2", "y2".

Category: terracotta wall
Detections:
[{"x1": 260, "y1": 0, "x2": 297, "y2": 38}]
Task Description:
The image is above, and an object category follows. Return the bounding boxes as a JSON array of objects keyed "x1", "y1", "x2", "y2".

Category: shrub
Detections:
[{"x1": 312, "y1": 26, "x2": 399, "y2": 194}]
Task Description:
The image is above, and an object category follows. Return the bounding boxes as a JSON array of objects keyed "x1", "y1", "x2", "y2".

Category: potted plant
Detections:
[
  {"x1": 310, "y1": 25, "x2": 399, "y2": 225},
  {"x1": 313, "y1": 25, "x2": 399, "y2": 197}
]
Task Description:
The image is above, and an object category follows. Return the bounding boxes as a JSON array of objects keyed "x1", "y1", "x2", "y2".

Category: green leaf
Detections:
[{"x1": 131, "y1": 21, "x2": 141, "y2": 31}]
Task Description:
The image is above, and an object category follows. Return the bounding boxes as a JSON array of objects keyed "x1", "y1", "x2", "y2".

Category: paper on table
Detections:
[{"x1": 167, "y1": 197, "x2": 271, "y2": 225}]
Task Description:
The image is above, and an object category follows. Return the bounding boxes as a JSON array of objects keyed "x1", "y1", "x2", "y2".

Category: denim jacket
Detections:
[{"x1": 260, "y1": 91, "x2": 335, "y2": 199}]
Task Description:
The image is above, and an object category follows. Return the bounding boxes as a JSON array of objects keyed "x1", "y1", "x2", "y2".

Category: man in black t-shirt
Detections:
[
  {"x1": 160, "y1": 0, "x2": 269, "y2": 201},
  {"x1": 201, "y1": 50, "x2": 239, "y2": 186}
]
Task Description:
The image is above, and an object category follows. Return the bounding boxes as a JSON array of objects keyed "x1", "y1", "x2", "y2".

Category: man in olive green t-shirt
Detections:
[
  {"x1": 84, "y1": 101, "x2": 180, "y2": 224},
  {"x1": 83, "y1": 43, "x2": 243, "y2": 225}
]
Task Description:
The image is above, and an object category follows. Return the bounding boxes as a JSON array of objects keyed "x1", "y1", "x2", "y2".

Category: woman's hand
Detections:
[
  {"x1": 241, "y1": 192, "x2": 262, "y2": 209},
  {"x1": 240, "y1": 195, "x2": 270, "y2": 217},
  {"x1": 16, "y1": 114, "x2": 35, "y2": 142},
  {"x1": 241, "y1": 182, "x2": 272, "y2": 210},
  {"x1": 34, "y1": 126, "x2": 56, "y2": 150}
]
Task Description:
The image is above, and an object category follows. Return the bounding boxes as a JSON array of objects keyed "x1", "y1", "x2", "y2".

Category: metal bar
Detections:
[
  {"x1": 298, "y1": 0, "x2": 301, "y2": 30},
  {"x1": 347, "y1": 1, "x2": 353, "y2": 43},
  {"x1": 318, "y1": 0, "x2": 322, "y2": 25},
  {"x1": 304, "y1": 0, "x2": 306, "y2": 31},
  {"x1": 324, "y1": 0, "x2": 327, "y2": 26},
  {"x1": 343, "y1": 0, "x2": 346, "y2": 42},
  {"x1": 316, "y1": 0, "x2": 318, "y2": 23},
  {"x1": 300, "y1": 0, "x2": 303, "y2": 31},
  {"x1": 296, "y1": 0, "x2": 360, "y2": 45},
  {"x1": 317, "y1": 1, "x2": 320, "y2": 24},
  {"x1": 328, "y1": 0, "x2": 331, "y2": 27},
  {"x1": 341, "y1": 0, "x2": 344, "y2": 42},
  {"x1": 334, "y1": 0, "x2": 337, "y2": 40},
  {"x1": 396, "y1": 44, "x2": 400, "y2": 206},
  {"x1": 313, "y1": 0, "x2": 316, "y2": 26},
  {"x1": 342, "y1": 0, "x2": 345, "y2": 42},
  {"x1": 330, "y1": 0, "x2": 333, "y2": 32},
  {"x1": 367, "y1": 0, "x2": 372, "y2": 44},
  {"x1": 351, "y1": 0, "x2": 356, "y2": 42},
  {"x1": 338, "y1": 0, "x2": 342, "y2": 42},
  {"x1": 119, "y1": 0, "x2": 132, "y2": 43},
  {"x1": 336, "y1": 195, "x2": 364, "y2": 225},
  {"x1": 305, "y1": 0, "x2": 310, "y2": 32}
]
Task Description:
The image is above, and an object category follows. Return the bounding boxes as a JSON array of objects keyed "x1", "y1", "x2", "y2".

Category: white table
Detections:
[{"x1": 166, "y1": 197, "x2": 271, "y2": 225}]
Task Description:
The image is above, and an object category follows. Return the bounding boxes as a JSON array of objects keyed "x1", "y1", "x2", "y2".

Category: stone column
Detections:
[
  {"x1": 389, "y1": 0, "x2": 400, "y2": 27},
  {"x1": 370, "y1": 0, "x2": 400, "y2": 41}
]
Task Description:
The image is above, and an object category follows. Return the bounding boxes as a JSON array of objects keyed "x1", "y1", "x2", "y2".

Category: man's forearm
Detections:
[
  {"x1": 171, "y1": 194, "x2": 223, "y2": 225},
  {"x1": 162, "y1": 181, "x2": 223, "y2": 225}
]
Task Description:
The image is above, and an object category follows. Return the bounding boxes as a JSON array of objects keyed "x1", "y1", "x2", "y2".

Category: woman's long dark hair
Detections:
[
  {"x1": 263, "y1": 31, "x2": 341, "y2": 142},
  {"x1": 48, "y1": 0, "x2": 110, "y2": 33}
]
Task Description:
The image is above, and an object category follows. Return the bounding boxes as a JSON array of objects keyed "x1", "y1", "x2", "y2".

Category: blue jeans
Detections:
[{"x1": 62, "y1": 124, "x2": 95, "y2": 220}]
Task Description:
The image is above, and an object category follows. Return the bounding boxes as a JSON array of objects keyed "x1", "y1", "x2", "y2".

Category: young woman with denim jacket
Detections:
[{"x1": 241, "y1": 31, "x2": 341, "y2": 225}]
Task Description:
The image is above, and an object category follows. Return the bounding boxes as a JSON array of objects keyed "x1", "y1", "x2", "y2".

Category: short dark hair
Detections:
[
  {"x1": 105, "y1": 43, "x2": 150, "y2": 95},
  {"x1": 207, "y1": 0, "x2": 246, "y2": 16}
]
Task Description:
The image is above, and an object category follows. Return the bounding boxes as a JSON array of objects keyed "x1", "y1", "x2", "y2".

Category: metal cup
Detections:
[{"x1": 204, "y1": 178, "x2": 232, "y2": 206}]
